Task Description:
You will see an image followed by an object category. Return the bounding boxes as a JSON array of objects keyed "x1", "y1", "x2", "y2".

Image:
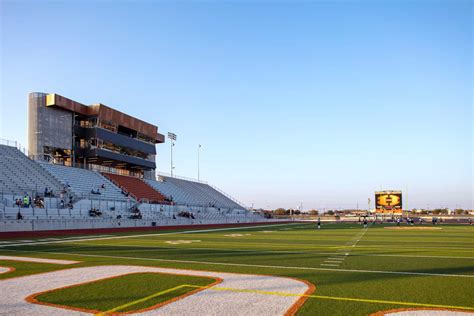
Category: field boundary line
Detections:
[
  {"x1": 0, "y1": 223, "x2": 301, "y2": 248},
  {"x1": 4, "y1": 249, "x2": 474, "y2": 278}
]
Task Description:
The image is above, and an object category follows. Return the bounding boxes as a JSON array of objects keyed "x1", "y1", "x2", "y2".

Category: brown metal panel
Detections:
[{"x1": 45, "y1": 93, "x2": 162, "y2": 142}]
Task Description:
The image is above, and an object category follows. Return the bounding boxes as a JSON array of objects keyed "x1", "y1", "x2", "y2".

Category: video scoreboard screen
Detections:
[{"x1": 375, "y1": 191, "x2": 402, "y2": 211}]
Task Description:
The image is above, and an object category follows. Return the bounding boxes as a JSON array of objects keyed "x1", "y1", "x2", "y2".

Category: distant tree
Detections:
[
  {"x1": 326, "y1": 210, "x2": 335, "y2": 216},
  {"x1": 454, "y1": 209, "x2": 464, "y2": 215},
  {"x1": 309, "y1": 209, "x2": 319, "y2": 216},
  {"x1": 274, "y1": 208, "x2": 287, "y2": 216}
]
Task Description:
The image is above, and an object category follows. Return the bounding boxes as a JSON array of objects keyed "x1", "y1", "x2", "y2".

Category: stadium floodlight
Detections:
[
  {"x1": 168, "y1": 132, "x2": 177, "y2": 177},
  {"x1": 167, "y1": 132, "x2": 177, "y2": 141}
]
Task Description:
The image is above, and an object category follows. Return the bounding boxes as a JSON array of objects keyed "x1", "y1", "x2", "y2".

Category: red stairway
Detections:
[{"x1": 103, "y1": 173, "x2": 167, "y2": 203}]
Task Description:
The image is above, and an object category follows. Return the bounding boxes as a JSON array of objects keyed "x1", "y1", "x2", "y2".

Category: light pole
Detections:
[
  {"x1": 197, "y1": 144, "x2": 202, "y2": 181},
  {"x1": 168, "y1": 132, "x2": 177, "y2": 177}
]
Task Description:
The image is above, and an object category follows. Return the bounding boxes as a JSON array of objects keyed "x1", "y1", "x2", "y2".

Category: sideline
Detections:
[
  {"x1": 3, "y1": 249, "x2": 473, "y2": 278},
  {"x1": 0, "y1": 223, "x2": 302, "y2": 248}
]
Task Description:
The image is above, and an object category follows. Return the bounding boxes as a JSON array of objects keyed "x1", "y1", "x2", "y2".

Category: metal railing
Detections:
[
  {"x1": 208, "y1": 183, "x2": 248, "y2": 210},
  {"x1": 156, "y1": 171, "x2": 208, "y2": 184}
]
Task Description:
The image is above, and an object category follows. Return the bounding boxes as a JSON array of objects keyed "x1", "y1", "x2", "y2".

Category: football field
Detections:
[{"x1": 0, "y1": 222, "x2": 473, "y2": 315}]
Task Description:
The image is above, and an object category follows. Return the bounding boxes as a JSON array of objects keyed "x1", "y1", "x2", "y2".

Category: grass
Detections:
[
  {"x1": 34, "y1": 272, "x2": 216, "y2": 313},
  {"x1": 0, "y1": 222, "x2": 473, "y2": 315}
]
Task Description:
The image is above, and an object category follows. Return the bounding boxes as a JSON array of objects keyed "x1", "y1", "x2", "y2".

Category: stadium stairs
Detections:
[{"x1": 102, "y1": 173, "x2": 168, "y2": 204}]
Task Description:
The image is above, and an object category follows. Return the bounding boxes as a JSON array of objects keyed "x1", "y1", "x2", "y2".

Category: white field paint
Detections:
[
  {"x1": 320, "y1": 228, "x2": 368, "y2": 267},
  {"x1": 224, "y1": 234, "x2": 252, "y2": 237},
  {"x1": 3, "y1": 241, "x2": 473, "y2": 262},
  {"x1": 0, "y1": 255, "x2": 79, "y2": 265},
  {"x1": 164, "y1": 240, "x2": 201, "y2": 245},
  {"x1": 0, "y1": 265, "x2": 310, "y2": 315},
  {"x1": 0, "y1": 223, "x2": 301, "y2": 248},
  {"x1": 3, "y1": 250, "x2": 473, "y2": 278},
  {"x1": 0, "y1": 267, "x2": 11, "y2": 274}
]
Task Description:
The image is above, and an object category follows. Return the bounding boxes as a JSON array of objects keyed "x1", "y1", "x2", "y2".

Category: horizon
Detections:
[{"x1": 1, "y1": 1, "x2": 472, "y2": 210}]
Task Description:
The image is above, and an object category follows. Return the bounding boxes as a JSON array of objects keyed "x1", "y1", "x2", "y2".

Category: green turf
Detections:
[
  {"x1": 0, "y1": 222, "x2": 473, "y2": 315},
  {"x1": 35, "y1": 272, "x2": 215, "y2": 313}
]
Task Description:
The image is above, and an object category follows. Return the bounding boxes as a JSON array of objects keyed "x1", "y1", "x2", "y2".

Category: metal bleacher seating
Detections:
[
  {"x1": 145, "y1": 176, "x2": 244, "y2": 209},
  {"x1": 38, "y1": 162, "x2": 131, "y2": 202},
  {"x1": 0, "y1": 145, "x2": 62, "y2": 196}
]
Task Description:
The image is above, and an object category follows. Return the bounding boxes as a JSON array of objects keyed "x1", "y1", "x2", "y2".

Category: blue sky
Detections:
[{"x1": 0, "y1": 1, "x2": 472, "y2": 210}]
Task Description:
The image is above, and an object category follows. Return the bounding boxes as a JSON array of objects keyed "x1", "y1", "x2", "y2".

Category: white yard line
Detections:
[
  {"x1": 320, "y1": 228, "x2": 368, "y2": 267},
  {"x1": 3, "y1": 250, "x2": 473, "y2": 278},
  {"x1": 0, "y1": 223, "x2": 298, "y2": 248},
  {"x1": 0, "y1": 255, "x2": 79, "y2": 265},
  {"x1": 46, "y1": 241, "x2": 474, "y2": 260},
  {"x1": 0, "y1": 265, "x2": 310, "y2": 315}
]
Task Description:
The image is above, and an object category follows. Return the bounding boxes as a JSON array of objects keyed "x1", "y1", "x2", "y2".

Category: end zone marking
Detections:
[
  {"x1": 190, "y1": 286, "x2": 474, "y2": 311},
  {"x1": 0, "y1": 266, "x2": 15, "y2": 274},
  {"x1": 96, "y1": 284, "x2": 191, "y2": 315}
]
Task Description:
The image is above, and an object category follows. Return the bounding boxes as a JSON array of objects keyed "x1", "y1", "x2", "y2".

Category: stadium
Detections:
[
  {"x1": 1, "y1": 2, "x2": 473, "y2": 316},
  {"x1": 0, "y1": 92, "x2": 472, "y2": 315}
]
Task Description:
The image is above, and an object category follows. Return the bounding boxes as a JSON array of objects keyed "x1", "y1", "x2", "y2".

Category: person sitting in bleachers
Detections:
[
  {"x1": 66, "y1": 196, "x2": 74, "y2": 209},
  {"x1": 129, "y1": 211, "x2": 142, "y2": 219},
  {"x1": 34, "y1": 195, "x2": 45, "y2": 208},
  {"x1": 16, "y1": 211, "x2": 23, "y2": 220},
  {"x1": 23, "y1": 195, "x2": 29, "y2": 208},
  {"x1": 91, "y1": 188, "x2": 101, "y2": 195},
  {"x1": 89, "y1": 208, "x2": 102, "y2": 217}
]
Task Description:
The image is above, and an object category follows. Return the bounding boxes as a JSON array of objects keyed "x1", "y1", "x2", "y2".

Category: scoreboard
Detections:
[{"x1": 375, "y1": 190, "x2": 402, "y2": 212}]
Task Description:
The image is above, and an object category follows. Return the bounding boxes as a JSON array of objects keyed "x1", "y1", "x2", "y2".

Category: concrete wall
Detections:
[{"x1": 0, "y1": 217, "x2": 277, "y2": 232}]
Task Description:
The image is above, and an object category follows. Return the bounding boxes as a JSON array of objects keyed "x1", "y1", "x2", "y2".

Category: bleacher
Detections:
[
  {"x1": 38, "y1": 163, "x2": 130, "y2": 202},
  {"x1": 0, "y1": 145, "x2": 62, "y2": 196},
  {"x1": 102, "y1": 173, "x2": 167, "y2": 203},
  {"x1": 145, "y1": 176, "x2": 244, "y2": 209},
  {"x1": 0, "y1": 143, "x2": 269, "y2": 232}
]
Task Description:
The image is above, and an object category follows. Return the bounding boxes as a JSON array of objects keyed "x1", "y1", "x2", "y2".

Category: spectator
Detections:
[{"x1": 23, "y1": 195, "x2": 29, "y2": 208}]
